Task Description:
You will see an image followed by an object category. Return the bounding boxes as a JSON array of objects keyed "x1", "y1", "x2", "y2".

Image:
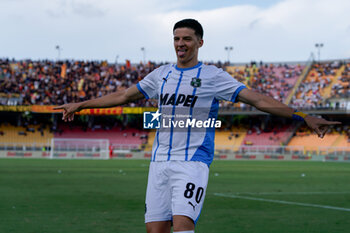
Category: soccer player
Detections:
[{"x1": 54, "y1": 19, "x2": 340, "y2": 233}]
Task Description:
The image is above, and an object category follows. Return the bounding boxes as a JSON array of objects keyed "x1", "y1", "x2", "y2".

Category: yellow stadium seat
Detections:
[
  {"x1": 0, "y1": 125, "x2": 53, "y2": 148},
  {"x1": 288, "y1": 133, "x2": 340, "y2": 153}
]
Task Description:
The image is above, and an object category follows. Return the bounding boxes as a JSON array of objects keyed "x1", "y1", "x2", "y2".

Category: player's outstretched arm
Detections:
[
  {"x1": 237, "y1": 88, "x2": 341, "y2": 138},
  {"x1": 53, "y1": 85, "x2": 144, "y2": 122}
]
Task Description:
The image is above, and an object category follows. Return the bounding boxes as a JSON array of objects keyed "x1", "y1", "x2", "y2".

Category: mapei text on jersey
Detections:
[{"x1": 160, "y1": 93, "x2": 198, "y2": 107}]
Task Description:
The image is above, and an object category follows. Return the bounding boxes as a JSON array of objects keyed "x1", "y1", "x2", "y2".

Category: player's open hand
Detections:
[
  {"x1": 53, "y1": 103, "x2": 82, "y2": 122},
  {"x1": 304, "y1": 115, "x2": 341, "y2": 138}
]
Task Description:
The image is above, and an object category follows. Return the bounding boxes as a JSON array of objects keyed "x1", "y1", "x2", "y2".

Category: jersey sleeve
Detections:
[
  {"x1": 136, "y1": 68, "x2": 159, "y2": 99},
  {"x1": 214, "y1": 68, "x2": 246, "y2": 102}
]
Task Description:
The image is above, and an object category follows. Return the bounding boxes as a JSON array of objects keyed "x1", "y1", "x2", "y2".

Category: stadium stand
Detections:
[
  {"x1": 215, "y1": 128, "x2": 246, "y2": 150},
  {"x1": 322, "y1": 65, "x2": 345, "y2": 99},
  {"x1": 1, "y1": 58, "x2": 305, "y2": 108},
  {"x1": 226, "y1": 63, "x2": 304, "y2": 102},
  {"x1": 287, "y1": 124, "x2": 350, "y2": 153},
  {"x1": 1, "y1": 58, "x2": 349, "y2": 158},
  {"x1": 0, "y1": 124, "x2": 53, "y2": 149},
  {"x1": 54, "y1": 125, "x2": 148, "y2": 150},
  {"x1": 288, "y1": 133, "x2": 339, "y2": 152},
  {"x1": 331, "y1": 62, "x2": 350, "y2": 98},
  {"x1": 242, "y1": 125, "x2": 292, "y2": 146},
  {"x1": 290, "y1": 61, "x2": 342, "y2": 109},
  {"x1": 336, "y1": 135, "x2": 350, "y2": 148},
  {"x1": 226, "y1": 66, "x2": 247, "y2": 84},
  {"x1": 332, "y1": 135, "x2": 349, "y2": 147},
  {"x1": 0, "y1": 58, "x2": 159, "y2": 107}
]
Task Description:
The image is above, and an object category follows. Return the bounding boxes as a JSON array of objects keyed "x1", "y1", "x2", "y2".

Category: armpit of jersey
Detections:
[
  {"x1": 214, "y1": 68, "x2": 246, "y2": 102},
  {"x1": 137, "y1": 65, "x2": 167, "y2": 99}
]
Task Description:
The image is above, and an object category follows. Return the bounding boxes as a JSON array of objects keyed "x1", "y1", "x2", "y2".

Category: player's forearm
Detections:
[
  {"x1": 253, "y1": 94, "x2": 295, "y2": 118},
  {"x1": 79, "y1": 91, "x2": 128, "y2": 110},
  {"x1": 238, "y1": 89, "x2": 301, "y2": 119}
]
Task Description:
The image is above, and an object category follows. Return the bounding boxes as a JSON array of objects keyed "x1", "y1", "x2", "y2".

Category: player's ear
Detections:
[{"x1": 198, "y1": 38, "x2": 204, "y2": 48}]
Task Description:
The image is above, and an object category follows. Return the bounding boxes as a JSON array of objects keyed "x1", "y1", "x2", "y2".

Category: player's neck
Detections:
[{"x1": 176, "y1": 59, "x2": 199, "y2": 69}]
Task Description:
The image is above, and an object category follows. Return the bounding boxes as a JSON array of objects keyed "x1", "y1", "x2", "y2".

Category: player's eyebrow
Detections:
[{"x1": 173, "y1": 36, "x2": 193, "y2": 40}]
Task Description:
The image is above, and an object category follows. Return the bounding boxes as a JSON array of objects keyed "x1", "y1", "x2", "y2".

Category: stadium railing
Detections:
[{"x1": 1, "y1": 142, "x2": 349, "y2": 161}]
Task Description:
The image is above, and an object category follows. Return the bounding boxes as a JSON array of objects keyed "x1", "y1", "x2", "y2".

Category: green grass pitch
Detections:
[{"x1": 1, "y1": 159, "x2": 349, "y2": 233}]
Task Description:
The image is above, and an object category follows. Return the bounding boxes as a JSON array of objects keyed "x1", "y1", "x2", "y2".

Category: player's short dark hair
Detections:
[{"x1": 173, "y1": 19, "x2": 203, "y2": 39}]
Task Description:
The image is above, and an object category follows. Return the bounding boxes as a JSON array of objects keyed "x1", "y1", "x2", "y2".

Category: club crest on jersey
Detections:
[{"x1": 190, "y1": 77, "x2": 201, "y2": 88}]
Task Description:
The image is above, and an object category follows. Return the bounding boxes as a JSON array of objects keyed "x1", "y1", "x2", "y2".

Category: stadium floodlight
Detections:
[
  {"x1": 141, "y1": 47, "x2": 146, "y2": 64},
  {"x1": 55, "y1": 45, "x2": 62, "y2": 61},
  {"x1": 315, "y1": 43, "x2": 324, "y2": 62},
  {"x1": 224, "y1": 46, "x2": 233, "y2": 64},
  {"x1": 115, "y1": 55, "x2": 119, "y2": 65}
]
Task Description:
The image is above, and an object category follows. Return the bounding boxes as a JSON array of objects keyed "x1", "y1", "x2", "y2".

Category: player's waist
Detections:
[{"x1": 152, "y1": 153, "x2": 188, "y2": 161}]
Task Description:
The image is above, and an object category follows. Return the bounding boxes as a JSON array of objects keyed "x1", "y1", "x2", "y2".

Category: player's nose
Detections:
[{"x1": 177, "y1": 38, "x2": 185, "y2": 46}]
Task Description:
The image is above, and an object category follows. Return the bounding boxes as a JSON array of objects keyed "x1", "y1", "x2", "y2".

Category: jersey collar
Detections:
[{"x1": 175, "y1": 62, "x2": 202, "y2": 71}]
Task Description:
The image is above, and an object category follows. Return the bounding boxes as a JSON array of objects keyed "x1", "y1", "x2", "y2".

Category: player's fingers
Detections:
[
  {"x1": 323, "y1": 121, "x2": 342, "y2": 125},
  {"x1": 319, "y1": 126, "x2": 328, "y2": 138},
  {"x1": 53, "y1": 105, "x2": 65, "y2": 110},
  {"x1": 314, "y1": 127, "x2": 323, "y2": 138},
  {"x1": 62, "y1": 110, "x2": 68, "y2": 120},
  {"x1": 66, "y1": 112, "x2": 73, "y2": 121},
  {"x1": 69, "y1": 114, "x2": 74, "y2": 121},
  {"x1": 63, "y1": 111, "x2": 72, "y2": 122},
  {"x1": 316, "y1": 126, "x2": 328, "y2": 138}
]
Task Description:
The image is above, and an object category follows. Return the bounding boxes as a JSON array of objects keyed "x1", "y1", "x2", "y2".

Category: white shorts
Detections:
[{"x1": 144, "y1": 161, "x2": 209, "y2": 224}]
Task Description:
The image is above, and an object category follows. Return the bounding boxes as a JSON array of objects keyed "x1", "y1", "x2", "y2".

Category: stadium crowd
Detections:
[
  {"x1": 246, "y1": 63, "x2": 303, "y2": 102},
  {"x1": 331, "y1": 62, "x2": 350, "y2": 99},
  {"x1": 231, "y1": 63, "x2": 303, "y2": 100},
  {"x1": 0, "y1": 58, "x2": 159, "y2": 107},
  {"x1": 290, "y1": 61, "x2": 343, "y2": 109},
  {"x1": 1, "y1": 57, "x2": 349, "y2": 149},
  {"x1": 0, "y1": 58, "x2": 348, "y2": 109},
  {"x1": 223, "y1": 62, "x2": 303, "y2": 109}
]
